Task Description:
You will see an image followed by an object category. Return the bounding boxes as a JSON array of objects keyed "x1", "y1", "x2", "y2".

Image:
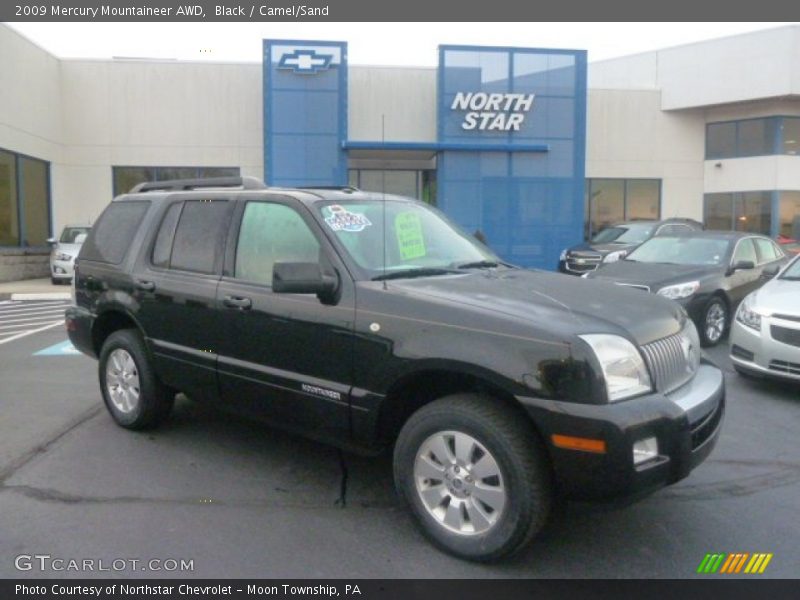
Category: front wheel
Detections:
[
  {"x1": 700, "y1": 297, "x2": 728, "y2": 347},
  {"x1": 394, "y1": 394, "x2": 552, "y2": 562},
  {"x1": 98, "y1": 329, "x2": 174, "y2": 429}
]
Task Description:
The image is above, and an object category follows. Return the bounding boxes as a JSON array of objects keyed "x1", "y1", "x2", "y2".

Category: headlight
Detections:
[
  {"x1": 603, "y1": 250, "x2": 627, "y2": 263},
  {"x1": 579, "y1": 334, "x2": 652, "y2": 402},
  {"x1": 736, "y1": 294, "x2": 767, "y2": 331},
  {"x1": 54, "y1": 252, "x2": 73, "y2": 262},
  {"x1": 559, "y1": 249, "x2": 568, "y2": 261},
  {"x1": 657, "y1": 281, "x2": 700, "y2": 300}
]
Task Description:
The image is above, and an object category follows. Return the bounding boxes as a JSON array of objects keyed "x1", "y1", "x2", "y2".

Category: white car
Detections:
[
  {"x1": 47, "y1": 225, "x2": 90, "y2": 284},
  {"x1": 730, "y1": 254, "x2": 800, "y2": 382}
]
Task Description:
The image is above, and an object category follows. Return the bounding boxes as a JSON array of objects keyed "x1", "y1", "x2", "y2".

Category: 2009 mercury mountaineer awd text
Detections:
[{"x1": 66, "y1": 177, "x2": 724, "y2": 561}]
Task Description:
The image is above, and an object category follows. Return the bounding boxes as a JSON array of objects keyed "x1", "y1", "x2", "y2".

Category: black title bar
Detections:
[{"x1": 2, "y1": 1, "x2": 798, "y2": 21}]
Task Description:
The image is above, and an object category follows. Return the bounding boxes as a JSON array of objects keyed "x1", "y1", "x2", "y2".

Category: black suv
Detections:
[
  {"x1": 67, "y1": 177, "x2": 724, "y2": 561},
  {"x1": 559, "y1": 219, "x2": 704, "y2": 275}
]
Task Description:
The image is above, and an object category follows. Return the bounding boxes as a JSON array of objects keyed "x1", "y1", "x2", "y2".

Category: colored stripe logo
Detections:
[{"x1": 697, "y1": 553, "x2": 773, "y2": 574}]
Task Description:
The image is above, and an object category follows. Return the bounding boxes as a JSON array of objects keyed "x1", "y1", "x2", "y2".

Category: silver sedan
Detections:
[{"x1": 730, "y1": 254, "x2": 800, "y2": 381}]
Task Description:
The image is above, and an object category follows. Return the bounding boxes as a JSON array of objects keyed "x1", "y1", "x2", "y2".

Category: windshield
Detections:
[
  {"x1": 625, "y1": 236, "x2": 730, "y2": 266},
  {"x1": 591, "y1": 223, "x2": 654, "y2": 245},
  {"x1": 317, "y1": 200, "x2": 499, "y2": 278},
  {"x1": 780, "y1": 255, "x2": 800, "y2": 280},
  {"x1": 60, "y1": 227, "x2": 90, "y2": 243}
]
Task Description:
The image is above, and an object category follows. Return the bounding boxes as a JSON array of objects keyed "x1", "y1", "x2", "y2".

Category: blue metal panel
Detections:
[
  {"x1": 437, "y1": 45, "x2": 587, "y2": 270},
  {"x1": 264, "y1": 40, "x2": 347, "y2": 187}
]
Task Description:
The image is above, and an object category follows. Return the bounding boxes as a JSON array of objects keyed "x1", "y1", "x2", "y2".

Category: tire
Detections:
[
  {"x1": 98, "y1": 329, "x2": 174, "y2": 429},
  {"x1": 699, "y1": 296, "x2": 728, "y2": 347},
  {"x1": 50, "y1": 277, "x2": 61, "y2": 285},
  {"x1": 393, "y1": 393, "x2": 552, "y2": 562}
]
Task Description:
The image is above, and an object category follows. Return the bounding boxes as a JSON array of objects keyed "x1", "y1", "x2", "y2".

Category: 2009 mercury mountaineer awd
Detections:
[{"x1": 66, "y1": 177, "x2": 724, "y2": 561}]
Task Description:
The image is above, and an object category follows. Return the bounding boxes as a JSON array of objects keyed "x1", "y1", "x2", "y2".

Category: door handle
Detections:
[
  {"x1": 223, "y1": 295, "x2": 252, "y2": 310},
  {"x1": 135, "y1": 280, "x2": 156, "y2": 292}
]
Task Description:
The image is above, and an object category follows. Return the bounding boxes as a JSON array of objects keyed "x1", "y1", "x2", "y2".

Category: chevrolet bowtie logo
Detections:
[{"x1": 278, "y1": 49, "x2": 334, "y2": 74}]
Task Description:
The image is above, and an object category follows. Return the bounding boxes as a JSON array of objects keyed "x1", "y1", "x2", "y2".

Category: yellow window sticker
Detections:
[{"x1": 395, "y1": 212, "x2": 426, "y2": 260}]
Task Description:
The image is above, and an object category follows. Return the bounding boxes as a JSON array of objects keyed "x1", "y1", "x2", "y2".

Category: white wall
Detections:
[
  {"x1": 586, "y1": 89, "x2": 706, "y2": 220},
  {"x1": 0, "y1": 24, "x2": 62, "y2": 163},
  {"x1": 54, "y1": 59, "x2": 263, "y2": 228},
  {"x1": 591, "y1": 26, "x2": 800, "y2": 111},
  {"x1": 348, "y1": 66, "x2": 437, "y2": 142}
]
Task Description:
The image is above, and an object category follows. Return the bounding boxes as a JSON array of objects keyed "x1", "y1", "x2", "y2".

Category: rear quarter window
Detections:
[{"x1": 80, "y1": 201, "x2": 150, "y2": 264}]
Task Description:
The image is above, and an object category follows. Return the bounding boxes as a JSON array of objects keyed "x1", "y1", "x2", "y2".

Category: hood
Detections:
[
  {"x1": 751, "y1": 278, "x2": 800, "y2": 316},
  {"x1": 588, "y1": 260, "x2": 723, "y2": 290},
  {"x1": 568, "y1": 241, "x2": 639, "y2": 257},
  {"x1": 53, "y1": 242, "x2": 83, "y2": 257},
  {"x1": 390, "y1": 268, "x2": 683, "y2": 346}
]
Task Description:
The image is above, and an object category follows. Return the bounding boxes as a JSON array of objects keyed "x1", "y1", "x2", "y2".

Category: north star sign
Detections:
[{"x1": 450, "y1": 92, "x2": 536, "y2": 131}]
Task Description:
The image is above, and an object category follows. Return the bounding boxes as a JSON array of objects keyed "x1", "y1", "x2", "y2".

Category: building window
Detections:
[
  {"x1": 704, "y1": 191, "x2": 773, "y2": 235},
  {"x1": 347, "y1": 170, "x2": 437, "y2": 204},
  {"x1": 112, "y1": 166, "x2": 241, "y2": 197},
  {"x1": 782, "y1": 118, "x2": 800, "y2": 156},
  {"x1": 778, "y1": 191, "x2": 800, "y2": 239},
  {"x1": 705, "y1": 117, "x2": 800, "y2": 159},
  {"x1": 0, "y1": 147, "x2": 50, "y2": 247},
  {"x1": 584, "y1": 178, "x2": 661, "y2": 239}
]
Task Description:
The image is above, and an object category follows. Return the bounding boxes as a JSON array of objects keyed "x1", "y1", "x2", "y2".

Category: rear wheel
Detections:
[
  {"x1": 98, "y1": 329, "x2": 174, "y2": 429},
  {"x1": 700, "y1": 297, "x2": 728, "y2": 347},
  {"x1": 394, "y1": 394, "x2": 551, "y2": 561}
]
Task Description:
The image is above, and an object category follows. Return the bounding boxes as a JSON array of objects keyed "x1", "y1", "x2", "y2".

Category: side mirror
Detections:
[
  {"x1": 46, "y1": 237, "x2": 57, "y2": 246},
  {"x1": 272, "y1": 262, "x2": 338, "y2": 300},
  {"x1": 731, "y1": 260, "x2": 755, "y2": 273}
]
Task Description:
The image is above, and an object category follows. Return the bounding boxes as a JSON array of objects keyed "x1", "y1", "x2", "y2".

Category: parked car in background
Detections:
[
  {"x1": 558, "y1": 218, "x2": 704, "y2": 275},
  {"x1": 776, "y1": 234, "x2": 800, "y2": 256},
  {"x1": 586, "y1": 232, "x2": 788, "y2": 347},
  {"x1": 730, "y1": 254, "x2": 800, "y2": 382},
  {"x1": 47, "y1": 225, "x2": 90, "y2": 284}
]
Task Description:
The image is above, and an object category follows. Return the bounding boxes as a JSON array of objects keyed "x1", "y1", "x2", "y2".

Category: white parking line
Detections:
[
  {"x1": 0, "y1": 301, "x2": 70, "y2": 313},
  {"x1": 0, "y1": 306, "x2": 69, "y2": 317},
  {"x1": 0, "y1": 320, "x2": 65, "y2": 331},
  {"x1": 0, "y1": 320, "x2": 64, "y2": 345},
  {"x1": 0, "y1": 308, "x2": 69, "y2": 323},
  {"x1": 0, "y1": 312, "x2": 68, "y2": 325},
  {"x1": 10, "y1": 292, "x2": 71, "y2": 301}
]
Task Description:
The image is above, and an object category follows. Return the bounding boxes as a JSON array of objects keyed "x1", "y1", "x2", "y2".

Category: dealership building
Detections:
[{"x1": 1, "y1": 23, "x2": 799, "y2": 280}]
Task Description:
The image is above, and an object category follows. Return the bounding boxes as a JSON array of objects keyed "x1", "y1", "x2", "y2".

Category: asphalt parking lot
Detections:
[{"x1": 0, "y1": 300, "x2": 798, "y2": 579}]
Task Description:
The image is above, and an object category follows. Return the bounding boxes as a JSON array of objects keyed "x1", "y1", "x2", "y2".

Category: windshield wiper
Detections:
[
  {"x1": 371, "y1": 267, "x2": 459, "y2": 281},
  {"x1": 455, "y1": 260, "x2": 511, "y2": 269}
]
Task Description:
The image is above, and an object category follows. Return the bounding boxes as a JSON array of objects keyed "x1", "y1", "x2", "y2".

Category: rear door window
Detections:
[
  {"x1": 168, "y1": 200, "x2": 231, "y2": 274},
  {"x1": 754, "y1": 238, "x2": 780, "y2": 264},
  {"x1": 151, "y1": 202, "x2": 183, "y2": 268},
  {"x1": 80, "y1": 201, "x2": 149, "y2": 264}
]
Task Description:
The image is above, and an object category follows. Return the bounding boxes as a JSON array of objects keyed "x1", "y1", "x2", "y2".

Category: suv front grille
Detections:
[
  {"x1": 771, "y1": 325, "x2": 800, "y2": 348},
  {"x1": 565, "y1": 253, "x2": 601, "y2": 273},
  {"x1": 640, "y1": 329, "x2": 697, "y2": 394}
]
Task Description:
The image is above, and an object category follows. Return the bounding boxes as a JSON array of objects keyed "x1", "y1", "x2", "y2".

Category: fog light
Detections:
[
  {"x1": 633, "y1": 437, "x2": 659, "y2": 465},
  {"x1": 54, "y1": 266, "x2": 66, "y2": 274}
]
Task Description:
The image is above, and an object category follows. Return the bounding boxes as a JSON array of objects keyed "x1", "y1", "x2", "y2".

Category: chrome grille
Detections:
[{"x1": 640, "y1": 324, "x2": 698, "y2": 394}]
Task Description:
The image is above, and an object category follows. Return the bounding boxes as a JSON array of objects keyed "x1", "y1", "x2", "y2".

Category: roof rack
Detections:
[
  {"x1": 129, "y1": 176, "x2": 267, "y2": 193},
  {"x1": 296, "y1": 185, "x2": 360, "y2": 193}
]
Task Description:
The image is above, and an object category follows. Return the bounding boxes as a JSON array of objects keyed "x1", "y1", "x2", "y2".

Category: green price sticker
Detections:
[{"x1": 395, "y1": 212, "x2": 426, "y2": 260}]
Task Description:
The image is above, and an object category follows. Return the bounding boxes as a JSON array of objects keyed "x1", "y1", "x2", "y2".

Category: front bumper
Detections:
[
  {"x1": 51, "y1": 258, "x2": 75, "y2": 280},
  {"x1": 730, "y1": 316, "x2": 800, "y2": 381},
  {"x1": 517, "y1": 363, "x2": 725, "y2": 501}
]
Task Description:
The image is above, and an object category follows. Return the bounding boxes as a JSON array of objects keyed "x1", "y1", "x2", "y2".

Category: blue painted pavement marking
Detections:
[{"x1": 34, "y1": 340, "x2": 80, "y2": 356}]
